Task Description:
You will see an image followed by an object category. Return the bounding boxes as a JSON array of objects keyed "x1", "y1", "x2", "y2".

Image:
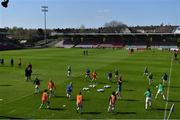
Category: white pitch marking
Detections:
[{"x1": 164, "y1": 56, "x2": 173, "y2": 120}]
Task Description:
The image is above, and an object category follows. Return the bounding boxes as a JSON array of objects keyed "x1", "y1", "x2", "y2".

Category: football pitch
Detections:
[{"x1": 0, "y1": 48, "x2": 179, "y2": 119}]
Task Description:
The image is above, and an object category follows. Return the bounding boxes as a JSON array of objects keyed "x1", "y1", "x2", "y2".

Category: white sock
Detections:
[
  {"x1": 163, "y1": 95, "x2": 166, "y2": 100},
  {"x1": 145, "y1": 102, "x2": 148, "y2": 109},
  {"x1": 108, "y1": 106, "x2": 111, "y2": 112},
  {"x1": 39, "y1": 103, "x2": 43, "y2": 108}
]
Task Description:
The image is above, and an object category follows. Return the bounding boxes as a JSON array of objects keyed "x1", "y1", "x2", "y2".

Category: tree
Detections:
[
  {"x1": 79, "y1": 25, "x2": 86, "y2": 33},
  {"x1": 104, "y1": 20, "x2": 127, "y2": 28},
  {"x1": 36, "y1": 28, "x2": 44, "y2": 39},
  {"x1": 103, "y1": 20, "x2": 129, "y2": 33},
  {"x1": 37, "y1": 28, "x2": 44, "y2": 36}
]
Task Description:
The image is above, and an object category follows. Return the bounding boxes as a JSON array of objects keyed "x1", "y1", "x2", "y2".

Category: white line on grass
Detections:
[{"x1": 164, "y1": 55, "x2": 173, "y2": 120}]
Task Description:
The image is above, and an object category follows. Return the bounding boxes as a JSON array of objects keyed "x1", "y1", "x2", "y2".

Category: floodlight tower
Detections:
[{"x1": 41, "y1": 6, "x2": 48, "y2": 46}]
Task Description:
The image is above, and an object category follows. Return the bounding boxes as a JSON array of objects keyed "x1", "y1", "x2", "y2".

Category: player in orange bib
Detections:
[
  {"x1": 92, "y1": 70, "x2": 97, "y2": 82},
  {"x1": 108, "y1": 91, "x2": 117, "y2": 112},
  {"x1": 48, "y1": 80, "x2": 56, "y2": 98},
  {"x1": 39, "y1": 89, "x2": 50, "y2": 109},
  {"x1": 76, "y1": 91, "x2": 83, "y2": 114}
]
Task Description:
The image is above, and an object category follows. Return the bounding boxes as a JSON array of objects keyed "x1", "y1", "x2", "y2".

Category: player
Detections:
[
  {"x1": 144, "y1": 66, "x2": 148, "y2": 76},
  {"x1": 39, "y1": 89, "x2": 50, "y2": 109},
  {"x1": 76, "y1": 91, "x2": 83, "y2": 114},
  {"x1": 1, "y1": 58, "x2": 4, "y2": 65},
  {"x1": 10, "y1": 58, "x2": 14, "y2": 67},
  {"x1": 116, "y1": 76, "x2": 122, "y2": 99},
  {"x1": 85, "y1": 68, "x2": 91, "y2": 79},
  {"x1": 107, "y1": 72, "x2": 113, "y2": 82},
  {"x1": 144, "y1": 88, "x2": 152, "y2": 110},
  {"x1": 83, "y1": 50, "x2": 86, "y2": 56},
  {"x1": 48, "y1": 80, "x2": 56, "y2": 98},
  {"x1": 162, "y1": 73, "x2": 168, "y2": 85},
  {"x1": 174, "y1": 50, "x2": 178, "y2": 60},
  {"x1": 114, "y1": 69, "x2": 119, "y2": 80},
  {"x1": 67, "y1": 66, "x2": 71, "y2": 77},
  {"x1": 92, "y1": 70, "x2": 97, "y2": 82},
  {"x1": 148, "y1": 72, "x2": 153, "y2": 85},
  {"x1": 66, "y1": 82, "x2": 73, "y2": 99},
  {"x1": 108, "y1": 91, "x2": 117, "y2": 112},
  {"x1": 129, "y1": 48, "x2": 134, "y2": 54},
  {"x1": 25, "y1": 66, "x2": 32, "y2": 81},
  {"x1": 155, "y1": 83, "x2": 166, "y2": 100},
  {"x1": 33, "y1": 77, "x2": 40, "y2": 94}
]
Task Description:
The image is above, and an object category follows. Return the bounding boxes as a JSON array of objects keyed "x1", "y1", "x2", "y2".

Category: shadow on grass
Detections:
[
  {"x1": 28, "y1": 80, "x2": 44, "y2": 82},
  {"x1": 123, "y1": 89, "x2": 135, "y2": 92},
  {"x1": 153, "y1": 108, "x2": 170, "y2": 111},
  {"x1": 114, "y1": 112, "x2": 136, "y2": 114},
  {"x1": 168, "y1": 100, "x2": 180, "y2": 102},
  {"x1": 32, "y1": 73, "x2": 41, "y2": 75},
  {"x1": 121, "y1": 99, "x2": 139, "y2": 101},
  {"x1": 173, "y1": 59, "x2": 180, "y2": 64},
  {"x1": 0, "y1": 116, "x2": 24, "y2": 119},
  {"x1": 49, "y1": 107, "x2": 66, "y2": 111},
  {"x1": 0, "y1": 84, "x2": 12, "y2": 87},
  {"x1": 82, "y1": 112, "x2": 101, "y2": 114}
]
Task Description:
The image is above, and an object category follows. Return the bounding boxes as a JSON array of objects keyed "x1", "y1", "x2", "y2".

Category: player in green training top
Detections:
[
  {"x1": 144, "y1": 66, "x2": 148, "y2": 76},
  {"x1": 144, "y1": 88, "x2": 152, "y2": 110},
  {"x1": 155, "y1": 82, "x2": 166, "y2": 100}
]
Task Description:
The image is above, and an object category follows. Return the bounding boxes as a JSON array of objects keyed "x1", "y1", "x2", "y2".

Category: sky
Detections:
[{"x1": 0, "y1": 0, "x2": 180, "y2": 29}]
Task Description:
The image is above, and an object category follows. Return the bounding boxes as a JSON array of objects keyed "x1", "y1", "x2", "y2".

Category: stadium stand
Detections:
[
  {"x1": 1, "y1": 25, "x2": 180, "y2": 50},
  {"x1": 57, "y1": 33, "x2": 180, "y2": 49},
  {"x1": 0, "y1": 28, "x2": 22, "y2": 50}
]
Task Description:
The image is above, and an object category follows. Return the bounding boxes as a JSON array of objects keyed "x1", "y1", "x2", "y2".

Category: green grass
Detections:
[{"x1": 0, "y1": 48, "x2": 180, "y2": 119}]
